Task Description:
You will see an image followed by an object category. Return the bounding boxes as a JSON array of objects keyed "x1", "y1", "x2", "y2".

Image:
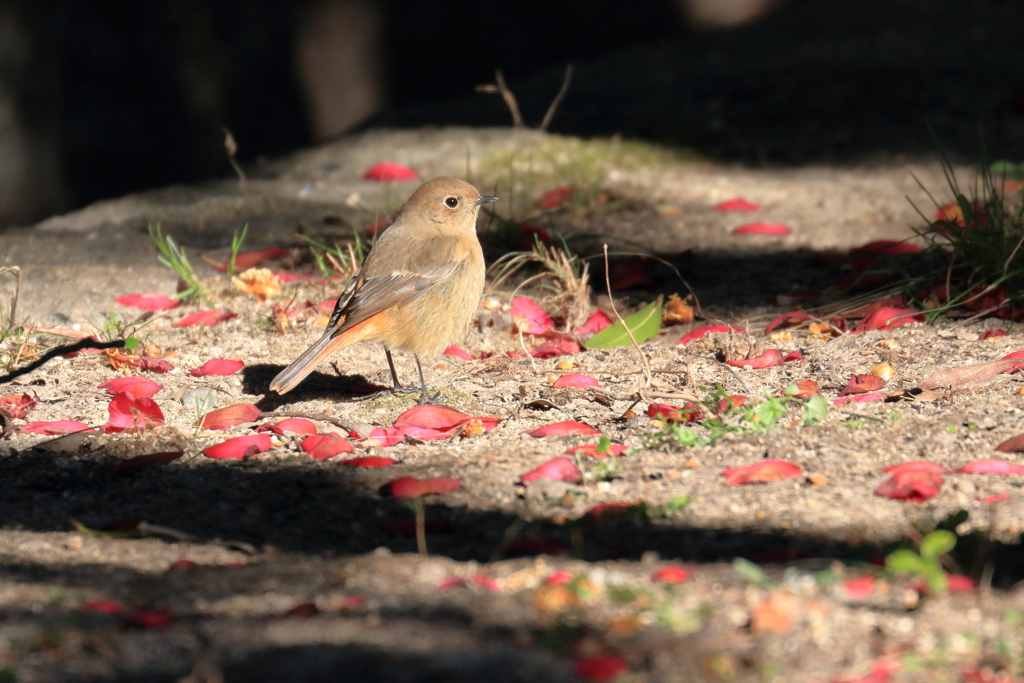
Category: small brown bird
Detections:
[{"x1": 269, "y1": 176, "x2": 496, "y2": 403}]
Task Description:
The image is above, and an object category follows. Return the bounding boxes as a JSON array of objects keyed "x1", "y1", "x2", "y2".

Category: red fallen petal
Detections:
[
  {"x1": 647, "y1": 402, "x2": 704, "y2": 424},
  {"x1": 102, "y1": 393, "x2": 164, "y2": 434},
  {"x1": 584, "y1": 503, "x2": 633, "y2": 523},
  {"x1": 190, "y1": 358, "x2": 244, "y2": 377},
  {"x1": 722, "y1": 459, "x2": 802, "y2": 486},
  {"x1": 725, "y1": 349, "x2": 784, "y2": 369},
  {"x1": 765, "y1": 310, "x2": 812, "y2": 333},
  {"x1": 852, "y1": 240, "x2": 922, "y2": 256},
  {"x1": 255, "y1": 418, "x2": 318, "y2": 436},
  {"x1": 565, "y1": 442, "x2": 627, "y2": 458},
  {"x1": 520, "y1": 456, "x2": 583, "y2": 483},
  {"x1": 439, "y1": 574, "x2": 500, "y2": 591},
  {"x1": 1003, "y1": 350, "x2": 1024, "y2": 359},
  {"x1": 539, "y1": 184, "x2": 575, "y2": 209},
  {"x1": 384, "y1": 518, "x2": 452, "y2": 536},
  {"x1": 575, "y1": 310, "x2": 613, "y2": 336},
  {"x1": 874, "y1": 470, "x2": 942, "y2": 502},
  {"x1": 389, "y1": 476, "x2": 462, "y2": 498},
  {"x1": 126, "y1": 609, "x2": 174, "y2": 629},
  {"x1": 510, "y1": 296, "x2": 554, "y2": 335},
  {"x1": 986, "y1": 493, "x2": 1011, "y2": 504},
  {"x1": 716, "y1": 394, "x2": 748, "y2": 412},
  {"x1": 574, "y1": 654, "x2": 628, "y2": 682},
  {"x1": 339, "y1": 456, "x2": 397, "y2": 468},
  {"x1": 358, "y1": 427, "x2": 405, "y2": 447},
  {"x1": 517, "y1": 224, "x2": 552, "y2": 251},
  {"x1": 167, "y1": 559, "x2": 196, "y2": 571},
  {"x1": 844, "y1": 575, "x2": 876, "y2": 600},
  {"x1": 214, "y1": 247, "x2": 287, "y2": 272},
  {"x1": 834, "y1": 392, "x2": 887, "y2": 404},
  {"x1": 885, "y1": 461, "x2": 948, "y2": 475},
  {"x1": 839, "y1": 374, "x2": 885, "y2": 396},
  {"x1": 393, "y1": 404, "x2": 494, "y2": 441},
  {"x1": 522, "y1": 421, "x2": 600, "y2": 437},
  {"x1": 979, "y1": 328, "x2": 1008, "y2": 340},
  {"x1": 105, "y1": 451, "x2": 184, "y2": 475},
  {"x1": 442, "y1": 345, "x2": 474, "y2": 361},
  {"x1": 790, "y1": 379, "x2": 820, "y2": 399},
  {"x1": 783, "y1": 350, "x2": 804, "y2": 362},
  {"x1": 996, "y1": 433, "x2": 1024, "y2": 452},
  {"x1": 552, "y1": 373, "x2": 601, "y2": 389},
  {"x1": 530, "y1": 338, "x2": 581, "y2": 358},
  {"x1": 202, "y1": 433, "x2": 273, "y2": 460},
  {"x1": 0, "y1": 392, "x2": 38, "y2": 419},
  {"x1": 678, "y1": 324, "x2": 740, "y2": 345},
  {"x1": 909, "y1": 573, "x2": 977, "y2": 596},
  {"x1": 173, "y1": 310, "x2": 236, "y2": 328},
  {"x1": 843, "y1": 296, "x2": 908, "y2": 318},
  {"x1": 959, "y1": 458, "x2": 1024, "y2": 475},
  {"x1": 114, "y1": 292, "x2": 180, "y2": 311},
  {"x1": 652, "y1": 566, "x2": 691, "y2": 584},
  {"x1": 23, "y1": 420, "x2": 94, "y2": 435},
  {"x1": 363, "y1": 161, "x2": 417, "y2": 182},
  {"x1": 133, "y1": 357, "x2": 175, "y2": 373},
  {"x1": 504, "y1": 351, "x2": 529, "y2": 360},
  {"x1": 545, "y1": 570, "x2": 574, "y2": 585},
  {"x1": 301, "y1": 433, "x2": 354, "y2": 460},
  {"x1": 715, "y1": 198, "x2": 760, "y2": 212},
  {"x1": 201, "y1": 403, "x2": 262, "y2": 430},
  {"x1": 79, "y1": 599, "x2": 126, "y2": 615},
  {"x1": 734, "y1": 222, "x2": 791, "y2": 236},
  {"x1": 504, "y1": 539, "x2": 567, "y2": 557},
  {"x1": 98, "y1": 376, "x2": 162, "y2": 399},
  {"x1": 280, "y1": 602, "x2": 318, "y2": 619},
  {"x1": 273, "y1": 273, "x2": 307, "y2": 283},
  {"x1": 854, "y1": 307, "x2": 924, "y2": 333}
]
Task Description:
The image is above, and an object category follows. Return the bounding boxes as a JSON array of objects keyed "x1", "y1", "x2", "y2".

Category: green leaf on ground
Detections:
[{"x1": 584, "y1": 296, "x2": 663, "y2": 349}]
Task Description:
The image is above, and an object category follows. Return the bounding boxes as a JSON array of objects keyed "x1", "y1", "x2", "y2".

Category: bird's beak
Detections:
[{"x1": 472, "y1": 196, "x2": 498, "y2": 206}]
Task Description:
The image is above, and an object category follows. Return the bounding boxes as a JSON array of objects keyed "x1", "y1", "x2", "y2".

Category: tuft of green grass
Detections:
[
  {"x1": 885, "y1": 529, "x2": 957, "y2": 595},
  {"x1": 149, "y1": 223, "x2": 210, "y2": 305},
  {"x1": 0, "y1": 266, "x2": 24, "y2": 368},
  {"x1": 302, "y1": 231, "x2": 372, "y2": 289},
  {"x1": 226, "y1": 223, "x2": 249, "y2": 278}
]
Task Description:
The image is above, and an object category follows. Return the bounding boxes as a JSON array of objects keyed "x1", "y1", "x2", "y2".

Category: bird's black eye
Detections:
[{"x1": 445, "y1": 197, "x2": 459, "y2": 208}]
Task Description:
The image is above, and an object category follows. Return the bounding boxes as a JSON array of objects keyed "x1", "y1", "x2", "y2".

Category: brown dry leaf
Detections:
[
  {"x1": 143, "y1": 344, "x2": 162, "y2": 359},
  {"x1": 750, "y1": 590, "x2": 804, "y2": 635},
  {"x1": 919, "y1": 359, "x2": 1020, "y2": 390},
  {"x1": 533, "y1": 584, "x2": 580, "y2": 614},
  {"x1": 555, "y1": 361, "x2": 575, "y2": 370},
  {"x1": 607, "y1": 614, "x2": 643, "y2": 637},
  {"x1": 232, "y1": 267, "x2": 280, "y2": 302},
  {"x1": 663, "y1": 293, "x2": 695, "y2": 325},
  {"x1": 105, "y1": 349, "x2": 136, "y2": 373},
  {"x1": 807, "y1": 474, "x2": 830, "y2": 486}
]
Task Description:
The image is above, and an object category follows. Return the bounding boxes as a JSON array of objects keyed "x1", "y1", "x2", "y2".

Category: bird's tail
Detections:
[{"x1": 269, "y1": 317, "x2": 375, "y2": 394}]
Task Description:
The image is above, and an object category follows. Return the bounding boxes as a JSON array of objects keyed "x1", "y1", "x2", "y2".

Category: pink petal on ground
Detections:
[
  {"x1": 114, "y1": 293, "x2": 180, "y2": 311},
  {"x1": 574, "y1": 654, "x2": 628, "y2": 682},
  {"x1": 725, "y1": 349, "x2": 784, "y2": 369},
  {"x1": 190, "y1": 359, "x2": 244, "y2": 377},
  {"x1": 678, "y1": 324, "x2": 739, "y2": 345},
  {"x1": 539, "y1": 184, "x2": 575, "y2": 209},
  {"x1": 97, "y1": 376, "x2": 162, "y2": 399},
  {"x1": 647, "y1": 402, "x2": 704, "y2": 424},
  {"x1": 996, "y1": 433, "x2": 1024, "y2": 452},
  {"x1": 214, "y1": 247, "x2": 287, "y2": 272},
  {"x1": 958, "y1": 458, "x2": 1024, "y2": 475},
  {"x1": 834, "y1": 392, "x2": 887, "y2": 405},
  {"x1": 530, "y1": 337, "x2": 581, "y2": 358},
  {"x1": 200, "y1": 404, "x2": 261, "y2": 431},
  {"x1": 765, "y1": 310, "x2": 811, "y2": 333},
  {"x1": 715, "y1": 198, "x2": 760, "y2": 212},
  {"x1": 510, "y1": 296, "x2": 554, "y2": 335},
  {"x1": 652, "y1": 566, "x2": 691, "y2": 584},
  {"x1": 733, "y1": 222, "x2": 791, "y2": 236},
  {"x1": 885, "y1": 461, "x2": 948, "y2": 475},
  {"x1": 722, "y1": 459, "x2": 802, "y2": 486},
  {"x1": 393, "y1": 404, "x2": 469, "y2": 441},
  {"x1": 979, "y1": 328, "x2": 1008, "y2": 340},
  {"x1": 363, "y1": 162, "x2": 417, "y2": 182},
  {"x1": 301, "y1": 433, "x2": 354, "y2": 460},
  {"x1": 255, "y1": 418, "x2": 318, "y2": 436},
  {"x1": 520, "y1": 457, "x2": 583, "y2": 483},
  {"x1": 389, "y1": 476, "x2": 462, "y2": 498},
  {"x1": 0, "y1": 393, "x2": 38, "y2": 419},
  {"x1": 442, "y1": 345, "x2": 474, "y2": 361},
  {"x1": 101, "y1": 394, "x2": 164, "y2": 434},
  {"x1": 575, "y1": 310, "x2": 613, "y2": 336},
  {"x1": 874, "y1": 470, "x2": 942, "y2": 502},
  {"x1": 552, "y1": 373, "x2": 601, "y2": 388},
  {"x1": 104, "y1": 451, "x2": 184, "y2": 475},
  {"x1": 853, "y1": 307, "x2": 924, "y2": 333},
  {"x1": 522, "y1": 421, "x2": 600, "y2": 437},
  {"x1": 173, "y1": 310, "x2": 236, "y2": 328},
  {"x1": 838, "y1": 374, "x2": 885, "y2": 396},
  {"x1": 843, "y1": 575, "x2": 876, "y2": 600},
  {"x1": 565, "y1": 442, "x2": 627, "y2": 458},
  {"x1": 203, "y1": 433, "x2": 273, "y2": 460},
  {"x1": 22, "y1": 420, "x2": 94, "y2": 435},
  {"x1": 361, "y1": 427, "x2": 406, "y2": 447},
  {"x1": 339, "y1": 456, "x2": 397, "y2": 468}
]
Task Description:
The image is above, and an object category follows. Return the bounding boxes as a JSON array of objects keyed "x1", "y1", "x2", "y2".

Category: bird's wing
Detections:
[{"x1": 325, "y1": 234, "x2": 463, "y2": 339}]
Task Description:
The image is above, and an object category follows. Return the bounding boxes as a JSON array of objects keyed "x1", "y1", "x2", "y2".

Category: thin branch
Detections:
[
  {"x1": 539, "y1": 64, "x2": 573, "y2": 132},
  {"x1": 0, "y1": 338, "x2": 125, "y2": 385},
  {"x1": 494, "y1": 70, "x2": 525, "y2": 128}
]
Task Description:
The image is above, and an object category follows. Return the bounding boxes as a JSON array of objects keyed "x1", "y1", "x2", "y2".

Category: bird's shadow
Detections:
[{"x1": 243, "y1": 364, "x2": 384, "y2": 411}]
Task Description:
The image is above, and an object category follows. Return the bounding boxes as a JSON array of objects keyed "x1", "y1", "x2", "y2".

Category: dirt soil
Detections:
[{"x1": 2, "y1": 125, "x2": 1024, "y2": 683}]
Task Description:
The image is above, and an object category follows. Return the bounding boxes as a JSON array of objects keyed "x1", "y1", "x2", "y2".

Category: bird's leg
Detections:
[
  {"x1": 384, "y1": 348, "x2": 403, "y2": 391},
  {"x1": 414, "y1": 355, "x2": 442, "y2": 405}
]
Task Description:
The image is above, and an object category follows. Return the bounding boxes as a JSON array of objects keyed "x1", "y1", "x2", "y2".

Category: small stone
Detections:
[
  {"x1": 64, "y1": 535, "x2": 84, "y2": 550},
  {"x1": 555, "y1": 361, "x2": 575, "y2": 370},
  {"x1": 807, "y1": 474, "x2": 830, "y2": 486},
  {"x1": 180, "y1": 387, "x2": 216, "y2": 413}
]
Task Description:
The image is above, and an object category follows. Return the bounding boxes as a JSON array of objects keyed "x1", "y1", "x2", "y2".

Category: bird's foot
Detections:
[{"x1": 417, "y1": 388, "x2": 443, "y2": 406}]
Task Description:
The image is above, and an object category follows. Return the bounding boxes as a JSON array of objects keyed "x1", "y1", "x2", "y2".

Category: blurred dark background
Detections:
[{"x1": 0, "y1": 0, "x2": 1022, "y2": 226}]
